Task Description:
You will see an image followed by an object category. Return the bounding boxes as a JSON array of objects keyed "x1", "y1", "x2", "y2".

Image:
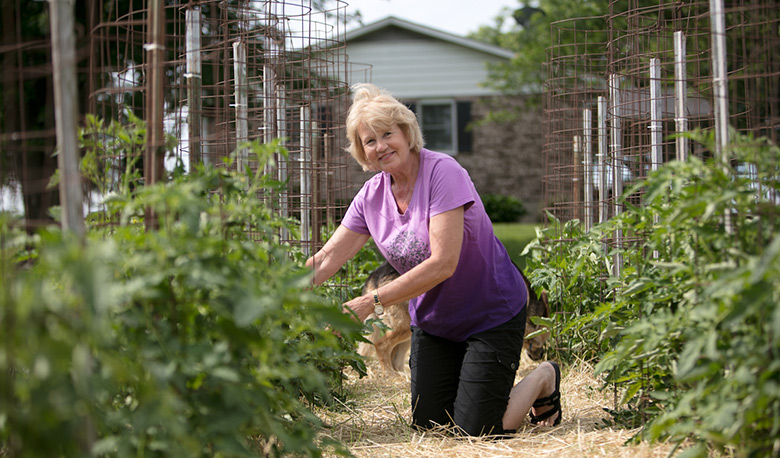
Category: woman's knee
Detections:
[
  {"x1": 411, "y1": 409, "x2": 452, "y2": 431},
  {"x1": 454, "y1": 417, "x2": 504, "y2": 436}
]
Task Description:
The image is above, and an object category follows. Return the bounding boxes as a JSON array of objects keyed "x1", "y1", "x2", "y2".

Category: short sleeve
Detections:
[
  {"x1": 428, "y1": 155, "x2": 476, "y2": 217},
  {"x1": 340, "y1": 183, "x2": 371, "y2": 235}
]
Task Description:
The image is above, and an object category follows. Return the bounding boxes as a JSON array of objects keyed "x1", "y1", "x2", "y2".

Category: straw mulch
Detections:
[{"x1": 319, "y1": 354, "x2": 689, "y2": 458}]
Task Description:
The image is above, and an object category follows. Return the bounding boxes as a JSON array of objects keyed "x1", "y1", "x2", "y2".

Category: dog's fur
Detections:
[{"x1": 358, "y1": 262, "x2": 550, "y2": 374}]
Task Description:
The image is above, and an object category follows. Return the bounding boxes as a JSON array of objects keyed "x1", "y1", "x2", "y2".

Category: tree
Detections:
[{"x1": 468, "y1": 0, "x2": 611, "y2": 100}]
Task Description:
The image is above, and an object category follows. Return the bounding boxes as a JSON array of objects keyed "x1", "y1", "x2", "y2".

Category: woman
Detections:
[{"x1": 305, "y1": 83, "x2": 561, "y2": 436}]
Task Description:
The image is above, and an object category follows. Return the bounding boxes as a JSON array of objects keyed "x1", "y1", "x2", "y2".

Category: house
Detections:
[{"x1": 344, "y1": 16, "x2": 546, "y2": 222}]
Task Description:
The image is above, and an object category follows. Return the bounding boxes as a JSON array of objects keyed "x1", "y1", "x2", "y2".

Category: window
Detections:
[
  {"x1": 405, "y1": 100, "x2": 473, "y2": 156},
  {"x1": 420, "y1": 101, "x2": 455, "y2": 153}
]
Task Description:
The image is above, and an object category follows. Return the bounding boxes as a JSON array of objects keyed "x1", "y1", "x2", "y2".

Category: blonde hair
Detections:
[{"x1": 345, "y1": 83, "x2": 424, "y2": 171}]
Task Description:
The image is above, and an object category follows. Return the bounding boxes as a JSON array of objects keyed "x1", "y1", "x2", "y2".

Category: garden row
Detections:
[
  {"x1": 524, "y1": 129, "x2": 780, "y2": 458},
  {"x1": 1, "y1": 120, "x2": 365, "y2": 456},
  {"x1": 2, "y1": 121, "x2": 778, "y2": 457}
]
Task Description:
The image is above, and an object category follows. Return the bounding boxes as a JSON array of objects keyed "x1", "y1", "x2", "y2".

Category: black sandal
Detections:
[{"x1": 529, "y1": 361, "x2": 562, "y2": 426}]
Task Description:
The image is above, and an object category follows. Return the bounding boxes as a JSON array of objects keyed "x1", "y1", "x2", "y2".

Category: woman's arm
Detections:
[
  {"x1": 306, "y1": 224, "x2": 370, "y2": 285},
  {"x1": 342, "y1": 206, "x2": 465, "y2": 322}
]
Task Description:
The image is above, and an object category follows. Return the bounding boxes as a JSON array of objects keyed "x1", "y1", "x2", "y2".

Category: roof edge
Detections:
[{"x1": 345, "y1": 16, "x2": 515, "y2": 60}]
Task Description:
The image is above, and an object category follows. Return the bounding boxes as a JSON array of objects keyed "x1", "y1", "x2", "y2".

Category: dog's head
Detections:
[{"x1": 524, "y1": 290, "x2": 550, "y2": 361}]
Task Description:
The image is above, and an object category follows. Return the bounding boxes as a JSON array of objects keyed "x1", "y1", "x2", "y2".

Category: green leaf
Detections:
[
  {"x1": 676, "y1": 443, "x2": 708, "y2": 458},
  {"x1": 524, "y1": 328, "x2": 549, "y2": 340},
  {"x1": 212, "y1": 367, "x2": 240, "y2": 383},
  {"x1": 676, "y1": 340, "x2": 703, "y2": 381},
  {"x1": 234, "y1": 294, "x2": 276, "y2": 327},
  {"x1": 620, "y1": 381, "x2": 642, "y2": 406}
]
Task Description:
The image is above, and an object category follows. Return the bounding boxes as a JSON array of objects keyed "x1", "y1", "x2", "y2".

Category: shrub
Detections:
[{"x1": 482, "y1": 193, "x2": 526, "y2": 222}]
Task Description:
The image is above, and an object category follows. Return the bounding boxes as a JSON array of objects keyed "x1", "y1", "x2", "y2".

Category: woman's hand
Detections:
[{"x1": 342, "y1": 293, "x2": 373, "y2": 323}]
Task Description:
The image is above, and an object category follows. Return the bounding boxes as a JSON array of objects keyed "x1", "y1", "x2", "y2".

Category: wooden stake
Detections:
[
  {"x1": 49, "y1": 0, "x2": 84, "y2": 239},
  {"x1": 145, "y1": 0, "x2": 166, "y2": 229}
]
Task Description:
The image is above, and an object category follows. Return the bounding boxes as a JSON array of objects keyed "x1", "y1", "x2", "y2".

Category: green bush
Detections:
[
  {"x1": 0, "y1": 136, "x2": 363, "y2": 456},
  {"x1": 524, "y1": 129, "x2": 780, "y2": 457},
  {"x1": 482, "y1": 194, "x2": 526, "y2": 223}
]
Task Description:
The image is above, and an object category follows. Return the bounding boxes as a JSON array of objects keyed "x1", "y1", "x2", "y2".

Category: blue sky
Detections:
[{"x1": 346, "y1": 0, "x2": 520, "y2": 36}]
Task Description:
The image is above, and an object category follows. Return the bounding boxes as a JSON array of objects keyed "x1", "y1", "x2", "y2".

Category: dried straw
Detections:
[{"x1": 319, "y1": 354, "x2": 691, "y2": 457}]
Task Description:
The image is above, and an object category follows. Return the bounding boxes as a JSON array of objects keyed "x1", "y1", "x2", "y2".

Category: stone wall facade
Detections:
[{"x1": 457, "y1": 95, "x2": 545, "y2": 223}]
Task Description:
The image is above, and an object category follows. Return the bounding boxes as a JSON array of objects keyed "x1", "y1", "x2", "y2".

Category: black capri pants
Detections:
[{"x1": 409, "y1": 305, "x2": 527, "y2": 436}]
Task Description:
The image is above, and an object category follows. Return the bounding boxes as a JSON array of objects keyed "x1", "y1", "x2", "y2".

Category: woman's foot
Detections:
[{"x1": 529, "y1": 361, "x2": 562, "y2": 426}]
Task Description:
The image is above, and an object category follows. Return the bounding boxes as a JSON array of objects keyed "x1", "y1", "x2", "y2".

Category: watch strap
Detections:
[{"x1": 372, "y1": 289, "x2": 384, "y2": 315}]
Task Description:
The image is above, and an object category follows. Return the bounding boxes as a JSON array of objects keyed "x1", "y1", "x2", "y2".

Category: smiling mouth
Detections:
[{"x1": 378, "y1": 151, "x2": 394, "y2": 161}]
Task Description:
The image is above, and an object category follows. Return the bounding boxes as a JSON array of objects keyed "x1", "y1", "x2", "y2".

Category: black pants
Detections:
[{"x1": 409, "y1": 306, "x2": 527, "y2": 436}]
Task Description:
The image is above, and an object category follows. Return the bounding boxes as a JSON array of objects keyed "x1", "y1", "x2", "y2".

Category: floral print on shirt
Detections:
[{"x1": 386, "y1": 230, "x2": 430, "y2": 272}]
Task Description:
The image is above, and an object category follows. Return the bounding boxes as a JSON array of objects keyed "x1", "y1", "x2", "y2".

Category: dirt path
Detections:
[{"x1": 320, "y1": 356, "x2": 686, "y2": 457}]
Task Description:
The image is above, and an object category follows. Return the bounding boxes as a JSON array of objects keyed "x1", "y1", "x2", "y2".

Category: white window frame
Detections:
[{"x1": 418, "y1": 99, "x2": 458, "y2": 156}]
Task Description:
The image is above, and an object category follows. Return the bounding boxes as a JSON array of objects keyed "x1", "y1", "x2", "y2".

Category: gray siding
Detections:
[{"x1": 347, "y1": 32, "x2": 506, "y2": 99}]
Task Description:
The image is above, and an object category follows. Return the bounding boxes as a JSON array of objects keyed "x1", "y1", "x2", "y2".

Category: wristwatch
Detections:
[{"x1": 372, "y1": 289, "x2": 384, "y2": 316}]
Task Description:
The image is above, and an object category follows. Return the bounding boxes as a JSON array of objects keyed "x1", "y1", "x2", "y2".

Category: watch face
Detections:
[{"x1": 374, "y1": 305, "x2": 384, "y2": 315}]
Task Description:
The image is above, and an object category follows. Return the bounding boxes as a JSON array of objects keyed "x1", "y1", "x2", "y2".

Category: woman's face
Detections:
[{"x1": 357, "y1": 123, "x2": 412, "y2": 173}]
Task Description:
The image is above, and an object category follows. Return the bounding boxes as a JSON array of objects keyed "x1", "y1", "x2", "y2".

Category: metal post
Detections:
[
  {"x1": 263, "y1": 61, "x2": 277, "y2": 175},
  {"x1": 609, "y1": 74, "x2": 623, "y2": 276},
  {"x1": 48, "y1": 0, "x2": 84, "y2": 239},
  {"x1": 263, "y1": 2, "x2": 278, "y2": 176},
  {"x1": 573, "y1": 135, "x2": 581, "y2": 222},
  {"x1": 674, "y1": 31, "x2": 689, "y2": 161},
  {"x1": 324, "y1": 132, "x2": 333, "y2": 227},
  {"x1": 709, "y1": 0, "x2": 730, "y2": 158},
  {"x1": 649, "y1": 58, "x2": 664, "y2": 259},
  {"x1": 311, "y1": 120, "x2": 321, "y2": 249},
  {"x1": 649, "y1": 58, "x2": 664, "y2": 173},
  {"x1": 597, "y1": 96, "x2": 609, "y2": 224},
  {"x1": 271, "y1": 9, "x2": 288, "y2": 241},
  {"x1": 709, "y1": 0, "x2": 733, "y2": 233},
  {"x1": 233, "y1": 40, "x2": 248, "y2": 170},
  {"x1": 300, "y1": 106, "x2": 311, "y2": 256},
  {"x1": 277, "y1": 85, "x2": 288, "y2": 241},
  {"x1": 583, "y1": 108, "x2": 593, "y2": 231},
  {"x1": 186, "y1": 8, "x2": 202, "y2": 168}
]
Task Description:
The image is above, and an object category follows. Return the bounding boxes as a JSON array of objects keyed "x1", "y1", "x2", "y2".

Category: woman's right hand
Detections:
[{"x1": 342, "y1": 293, "x2": 373, "y2": 323}]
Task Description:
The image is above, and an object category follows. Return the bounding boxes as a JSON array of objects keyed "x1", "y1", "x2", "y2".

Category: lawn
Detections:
[{"x1": 493, "y1": 222, "x2": 540, "y2": 271}]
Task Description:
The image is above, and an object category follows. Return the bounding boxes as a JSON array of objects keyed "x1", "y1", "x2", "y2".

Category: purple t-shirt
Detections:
[{"x1": 341, "y1": 148, "x2": 527, "y2": 341}]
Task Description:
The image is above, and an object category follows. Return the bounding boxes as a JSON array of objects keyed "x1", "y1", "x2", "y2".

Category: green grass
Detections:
[{"x1": 493, "y1": 222, "x2": 540, "y2": 271}]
